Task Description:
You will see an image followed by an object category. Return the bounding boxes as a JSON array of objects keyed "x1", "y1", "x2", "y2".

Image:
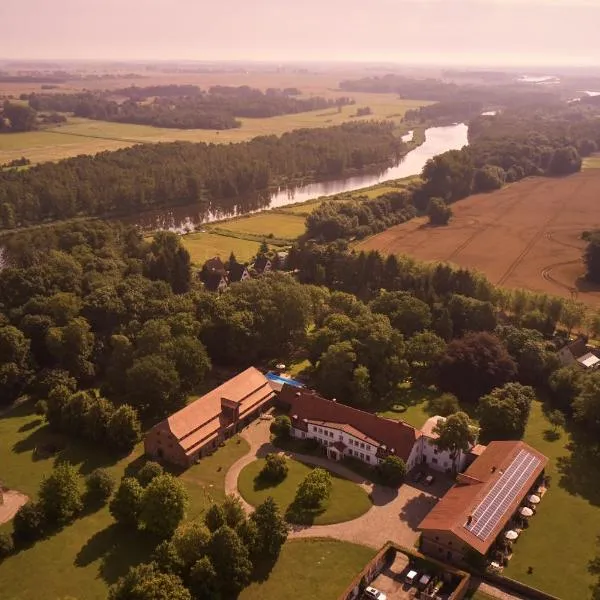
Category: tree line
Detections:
[
  {"x1": 0, "y1": 121, "x2": 404, "y2": 229},
  {"x1": 24, "y1": 85, "x2": 354, "y2": 130}
]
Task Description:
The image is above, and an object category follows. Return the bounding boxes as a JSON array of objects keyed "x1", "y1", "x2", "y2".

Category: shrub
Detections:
[
  {"x1": 38, "y1": 463, "x2": 83, "y2": 525},
  {"x1": 427, "y1": 197, "x2": 452, "y2": 225},
  {"x1": 270, "y1": 415, "x2": 292, "y2": 439},
  {"x1": 12, "y1": 502, "x2": 46, "y2": 543},
  {"x1": 260, "y1": 453, "x2": 289, "y2": 483},
  {"x1": 378, "y1": 455, "x2": 407, "y2": 486},
  {"x1": 34, "y1": 400, "x2": 47, "y2": 416},
  {"x1": 0, "y1": 531, "x2": 14, "y2": 558},
  {"x1": 136, "y1": 461, "x2": 164, "y2": 487},
  {"x1": 428, "y1": 393, "x2": 460, "y2": 417},
  {"x1": 85, "y1": 468, "x2": 115, "y2": 505}
]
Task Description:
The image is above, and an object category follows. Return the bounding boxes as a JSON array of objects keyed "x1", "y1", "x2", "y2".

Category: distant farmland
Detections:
[
  {"x1": 357, "y1": 170, "x2": 600, "y2": 306},
  {"x1": 0, "y1": 93, "x2": 431, "y2": 165}
]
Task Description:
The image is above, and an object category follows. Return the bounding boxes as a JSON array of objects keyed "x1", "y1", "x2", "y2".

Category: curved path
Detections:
[{"x1": 225, "y1": 417, "x2": 444, "y2": 549}]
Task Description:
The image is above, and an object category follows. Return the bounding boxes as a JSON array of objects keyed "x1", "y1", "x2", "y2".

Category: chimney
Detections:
[
  {"x1": 332, "y1": 398, "x2": 337, "y2": 403},
  {"x1": 466, "y1": 515, "x2": 473, "y2": 526},
  {"x1": 491, "y1": 466, "x2": 496, "y2": 473},
  {"x1": 295, "y1": 392, "x2": 301, "y2": 397}
]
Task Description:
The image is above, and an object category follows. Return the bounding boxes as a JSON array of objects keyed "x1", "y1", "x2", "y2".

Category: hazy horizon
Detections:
[{"x1": 2, "y1": 0, "x2": 600, "y2": 67}]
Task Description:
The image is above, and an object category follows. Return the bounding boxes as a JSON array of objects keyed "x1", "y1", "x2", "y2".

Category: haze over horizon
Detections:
[{"x1": 2, "y1": 0, "x2": 600, "y2": 67}]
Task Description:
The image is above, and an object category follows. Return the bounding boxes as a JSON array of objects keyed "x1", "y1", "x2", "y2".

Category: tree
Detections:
[
  {"x1": 0, "y1": 531, "x2": 14, "y2": 558},
  {"x1": 85, "y1": 469, "x2": 115, "y2": 505},
  {"x1": 208, "y1": 526, "x2": 253, "y2": 597},
  {"x1": 171, "y1": 336, "x2": 210, "y2": 393},
  {"x1": 370, "y1": 291, "x2": 432, "y2": 337},
  {"x1": 433, "y1": 412, "x2": 477, "y2": 470},
  {"x1": 143, "y1": 231, "x2": 192, "y2": 294},
  {"x1": 260, "y1": 453, "x2": 289, "y2": 483},
  {"x1": 189, "y1": 556, "x2": 219, "y2": 600},
  {"x1": 548, "y1": 146, "x2": 582, "y2": 176},
  {"x1": 139, "y1": 474, "x2": 188, "y2": 538},
  {"x1": 12, "y1": 502, "x2": 45, "y2": 543},
  {"x1": 270, "y1": 415, "x2": 292, "y2": 439},
  {"x1": 221, "y1": 494, "x2": 245, "y2": 528},
  {"x1": 547, "y1": 409, "x2": 566, "y2": 432},
  {"x1": 378, "y1": 455, "x2": 407, "y2": 486},
  {"x1": 428, "y1": 393, "x2": 460, "y2": 417},
  {"x1": 107, "y1": 404, "x2": 142, "y2": 453},
  {"x1": 108, "y1": 562, "x2": 192, "y2": 600},
  {"x1": 422, "y1": 149, "x2": 474, "y2": 202},
  {"x1": 586, "y1": 232, "x2": 600, "y2": 285},
  {"x1": 560, "y1": 300, "x2": 586, "y2": 335},
  {"x1": 84, "y1": 397, "x2": 115, "y2": 443},
  {"x1": 478, "y1": 383, "x2": 536, "y2": 442},
  {"x1": 294, "y1": 468, "x2": 332, "y2": 509},
  {"x1": 405, "y1": 331, "x2": 447, "y2": 384},
  {"x1": 204, "y1": 503, "x2": 226, "y2": 532},
  {"x1": 136, "y1": 461, "x2": 164, "y2": 487},
  {"x1": 171, "y1": 522, "x2": 211, "y2": 568},
  {"x1": 548, "y1": 366, "x2": 582, "y2": 413},
  {"x1": 472, "y1": 165, "x2": 505, "y2": 192},
  {"x1": 589, "y1": 537, "x2": 600, "y2": 600},
  {"x1": 151, "y1": 540, "x2": 185, "y2": 576},
  {"x1": 39, "y1": 463, "x2": 83, "y2": 525},
  {"x1": 573, "y1": 372, "x2": 600, "y2": 437},
  {"x1": 437, "y1": 332, "x2": 517, "y2": 403},
  {"x1": 250, "y1": 496, "x2": 289, "y2": 559},
  {"x1": 109, "y1": 477, "x2": 143, "y2": 528},
  {"x1": 427, "y1": 197, "x2": 452, "y2": 225},
  {"x1": 2, "y1": 102, "x2": 37, "y2": 132}
]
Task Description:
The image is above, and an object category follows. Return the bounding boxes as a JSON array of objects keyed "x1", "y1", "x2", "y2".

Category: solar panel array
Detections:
[{"x1": 464, "y1": 449, "x2": 541, "y2": 541}]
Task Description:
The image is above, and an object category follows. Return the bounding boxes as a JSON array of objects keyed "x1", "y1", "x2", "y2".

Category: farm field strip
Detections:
[{"x1": 356, "y1": 170, "x2": 600, "y2": 306}]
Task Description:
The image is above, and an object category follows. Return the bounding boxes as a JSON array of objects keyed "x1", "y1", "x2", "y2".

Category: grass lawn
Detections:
[
  {"x1": 377, "y1": 382, "x2": 439, "y2": 429},
  {"x1": 239, "y1": 538, "x2": 376, "y2": 600},
  {"x1": 583, "y1": 154, "x2": 600, "y2": 170},
  {"x1": 237, "y1": 457, "x2": 372, "y2": 525},
  {"x1": 280, "y1": 199, "x2": 326, "y2": 216},
  {"x1": 0, "y1": 95, "x2": 431, "y2": 164},
  {"x1": 182, "y1": 231, "x2": 261, "y2": 265},
  {"x1": 216, "y1": 212, "x2": 306, "y2": 240},
  {"x1": 0, "y1": 398, "x2": 249, "y2": 600},
  {"x1": 503, "y1": 401, "x2": 600, "y2": 599}
]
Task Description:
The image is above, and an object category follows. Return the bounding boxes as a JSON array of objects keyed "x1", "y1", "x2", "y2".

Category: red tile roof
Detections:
[
  {"x1": 419, "y1": 440, "x2": 548, "y2": 555},
  {"x1": 280, "y1": 385, "x2": 420, "y2": 461},
  {"x1": 156, "y1": 368, "x2": 274, "y2": 457}
]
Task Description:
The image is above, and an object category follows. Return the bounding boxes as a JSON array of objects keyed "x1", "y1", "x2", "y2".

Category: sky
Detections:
[{"x1": 2, "y1": 0, "x2": 600, "y2": 66}]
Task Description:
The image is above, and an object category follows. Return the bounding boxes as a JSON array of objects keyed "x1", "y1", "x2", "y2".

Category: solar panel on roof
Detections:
[{"x1": 464, "y1": 449, "x2": 541, "y2": 541}]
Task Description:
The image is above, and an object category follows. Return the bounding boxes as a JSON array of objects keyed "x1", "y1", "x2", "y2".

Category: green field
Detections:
[
  {"x1": 240, "y1": 538, "x2": 375, "y2": 600},
  {"x1": 182, "y1": 231, "x2": 262, "y2": 265},
  {"x1": 583, "y1": 154, "x2": 600, "y2": 169},
  {"x1": 237, "y1": 457, "x2": 372, "y2": 525},
  {"x1": 0, "y1": 94, "x2": 431, "y2": 165},
  {"x1": 0, "y1": 399, "x2": 249, "y2": 600},
  {"x1": 217, "y1": 213, "x2": 306, "y2": 240},
  {"x1": 377, "y1": 383, "x2": 440, "y2": 429}
]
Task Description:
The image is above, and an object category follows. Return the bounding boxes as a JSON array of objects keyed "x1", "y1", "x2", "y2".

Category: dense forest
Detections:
[
  {"x1": 0, "y1": 121, "x2": 404, "y2": 228},
  {"x1": 23, "y1": 85, "x2": 354, "y2": 130}
]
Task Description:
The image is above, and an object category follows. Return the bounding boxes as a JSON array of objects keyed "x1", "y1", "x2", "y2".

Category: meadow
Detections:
[
  {"x1": 0, "y1": 93, "x2": 431, "y2": 165},
  {"x1": 182, "y1": 231, "x2": 262, "y2": 266}
]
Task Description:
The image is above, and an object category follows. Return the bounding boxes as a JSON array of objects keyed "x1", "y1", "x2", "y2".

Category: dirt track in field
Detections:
[{"x1": 357, "y1": 170, "x2": 600, "y2": 306}]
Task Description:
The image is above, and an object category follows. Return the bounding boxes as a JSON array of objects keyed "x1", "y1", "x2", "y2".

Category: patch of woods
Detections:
[
  {"x1": 18, "y1": 85, "x2": 354, "y2": 131},
  {"x1": 0, "y1": 456, "x2": 290, "y2": 600},
  {"x1": 0, "y1": 121, "x2": 404, "y2": 229},
  {"x1": 304, "y1": 105, "x2": 600, "y2": 243}
]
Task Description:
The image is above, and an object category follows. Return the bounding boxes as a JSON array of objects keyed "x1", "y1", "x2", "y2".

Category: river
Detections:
[{"x1": 128, "y1": 122, "x2": 469, "y2": 232}]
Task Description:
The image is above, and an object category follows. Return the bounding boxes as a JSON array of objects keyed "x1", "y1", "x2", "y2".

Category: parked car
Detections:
[
  {"x1": 424, "y1": 474, "x2": 435, "y2": 486},
  {"x1": 413, "y1": 471, "x2": 424, "y2": 483},
  {"x1": 363, "y1": 586, "x2": 387, "y2": 600},
  {"x1": 405, "y1": 569, "x2": 419, "y2": 585}
]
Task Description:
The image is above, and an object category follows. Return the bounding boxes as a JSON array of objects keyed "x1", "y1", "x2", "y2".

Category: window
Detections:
[
  {"x1": 433, "y1": 448, "x2": 439, "y2": 455},
  {"x1": 448, "y1": 541, "x2": 452, "y2": 546},
  {"x1": 432, "y1": 458, "x2": 438, "y2": 464},
  {"x1": 366, "y1": 445, "x2": 371, "y2": 450},
  {"x1": 360, "y1": 442, "x2": 365, "y2": 449},
  {"x1": 339, "y1": 434, "x2": 343, "y2": 440},
  {"x1": 360, "y1": 453, "x2": 364, "y2": 459},
  {"x1": 365, "y1": 456, "x2": 370, "y2": 462},
  {"x1": 301, "y1": 432, "x2": 306, "y2": 438},
  {"x1": 313, "y1": 426, "x2": 317, "y2": 432},
  {"x1": 318, "y1": 428, "x2": 322, "y2": 433},
  {"x1": 435, "y1": 536, "x2": 439, "y2": 540}
]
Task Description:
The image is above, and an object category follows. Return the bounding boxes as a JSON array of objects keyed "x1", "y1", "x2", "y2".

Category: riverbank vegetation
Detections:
[{"x1": 0, "y1": 121, "x2": 406, "y2": 229}]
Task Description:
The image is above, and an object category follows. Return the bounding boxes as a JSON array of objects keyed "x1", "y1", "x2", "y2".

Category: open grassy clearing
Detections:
[
  {"x1": 239, "y1": 538, "x2": 376, "y2": 600},
  {"x1": 216, "y1": 212, "x2": 306, "y2": 240},
  {"x1": 0, "y1": 94, "x2": 431, "y2": 164},
  {"x1": 583, "y1": 153, "x2": 600, "y2": 169},
  {"x1": 0, "y1": 399, "x2": 249, "y2": 600},
  {"x1": 237, "y1": 457, "x2": 372, "y2": 525},
  {"x1": 377, "y1": 383, "x2": 440, "y2": 429},
  {"x1": 182, "y1": 231, "x2": 262, "y2": 265}
]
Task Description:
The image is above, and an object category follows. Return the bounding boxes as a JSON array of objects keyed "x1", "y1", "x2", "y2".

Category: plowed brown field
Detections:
[{"x1": 357, "y1": 170, "x2": 600, "y2": 306}]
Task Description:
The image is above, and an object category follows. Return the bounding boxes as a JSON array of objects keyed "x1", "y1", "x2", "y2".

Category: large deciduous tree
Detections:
[
  {"x1": 109, "y1": 477, "x2": 143, "y2": 528},
  {"x1": 38, "y1": 463, "x2": 83, "y2": 525},
  {"x1": 573, "y1": 372, "x2": 600, "y2": 438},
  {"x1": 437, "y1": 332, "x2": 517, "y2": 403},
  {"x1": 208, "y1": 526, "x2": 253, "y2": 597},
  {"x1": 108, "y1": 562, "x2": 192, "y2": 600},
  {"x1": 294, "y1": 468, "x2": 332, "y2": 509},
  {"x1": 139, "y1": 474, "x2": 188, "y2": 539},
  {"x1": 433, "y1": 412, "x2": 478, "y2": 470},
  {"x1": 250, "y1": 496, "x2": 289, "y2": 559}
]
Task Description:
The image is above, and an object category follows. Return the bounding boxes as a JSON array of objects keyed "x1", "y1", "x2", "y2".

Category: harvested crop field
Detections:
[{"x1": 357, "y1": 170, "x2": 600, "y2": 306}]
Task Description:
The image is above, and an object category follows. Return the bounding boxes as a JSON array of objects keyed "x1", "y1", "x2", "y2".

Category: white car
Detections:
[{"x1": 364, "y1": 586, "x2": 387, "y2": 600}]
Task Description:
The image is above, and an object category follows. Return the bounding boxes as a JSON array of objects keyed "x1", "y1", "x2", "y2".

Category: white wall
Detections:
[{"x1": 418, "y1": 437, "x2": 466, "y2": 472}]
